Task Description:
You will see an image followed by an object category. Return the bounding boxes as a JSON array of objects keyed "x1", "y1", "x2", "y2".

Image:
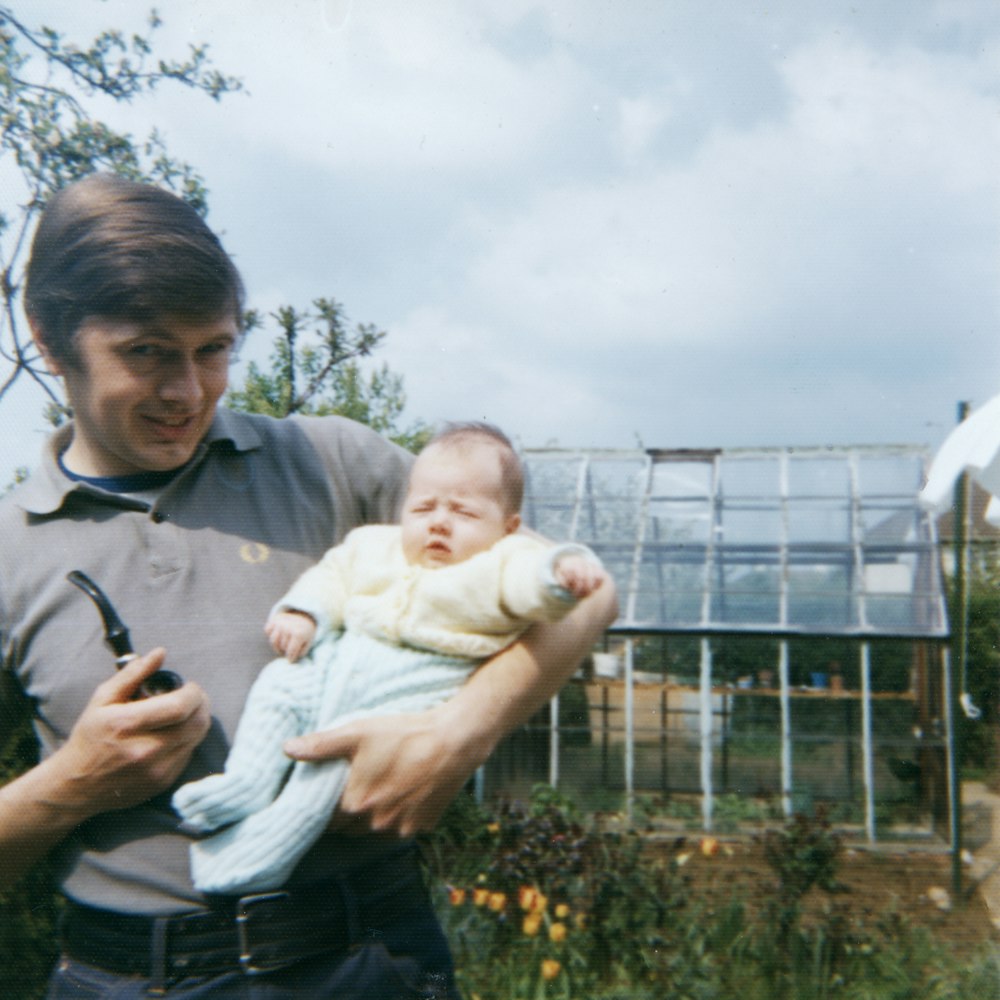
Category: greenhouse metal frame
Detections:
[{"x1": 504, "y1": 443, "x2": 953, "y2": 844}]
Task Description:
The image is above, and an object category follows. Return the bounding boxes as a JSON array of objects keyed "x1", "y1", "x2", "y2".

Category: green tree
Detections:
[{"x1": 227, "y1": 299, "x2": 430, "y2": 452}]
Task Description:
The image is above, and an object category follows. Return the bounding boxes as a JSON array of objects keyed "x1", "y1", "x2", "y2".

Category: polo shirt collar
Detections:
[{"x1": 14, "y1": 408, "x2": 264, "y2": 515}]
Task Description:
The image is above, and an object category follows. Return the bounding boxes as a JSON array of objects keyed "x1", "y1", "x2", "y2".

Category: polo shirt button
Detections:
[{"x1": 152, "y1": 511, "x2": 167, "y2": 523}]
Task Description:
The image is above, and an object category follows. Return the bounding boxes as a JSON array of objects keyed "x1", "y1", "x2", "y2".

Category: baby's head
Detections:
[{"x1": 401, "y1": 422, "x2": 523, "y2": 568}]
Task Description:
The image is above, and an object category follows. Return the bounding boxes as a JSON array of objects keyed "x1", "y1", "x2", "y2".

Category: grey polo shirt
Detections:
[{"x1": 0, "y1": 408, "x2": 413, "y2": 913}]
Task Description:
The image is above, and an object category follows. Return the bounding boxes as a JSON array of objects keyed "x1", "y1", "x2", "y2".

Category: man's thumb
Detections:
[{"x1": 102, "y1": 648, "x2": 168, "y2": 702}]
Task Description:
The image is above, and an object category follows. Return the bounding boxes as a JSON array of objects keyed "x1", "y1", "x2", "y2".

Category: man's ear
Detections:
[
  {"x1": 28, "y1": 317, "x2": 65, "y2": 376},
  {"x1": 505, "y1": 513, "x2": 522, "y2": 535}
]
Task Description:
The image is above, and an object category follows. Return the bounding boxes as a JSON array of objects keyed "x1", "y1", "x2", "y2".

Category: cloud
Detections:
[
  {"x1": 379, "y1": 26, "x2": 1000, "y2": 450},
  {"x1": 434, "y1": 31, "x2": 1000, "y2": 358}
]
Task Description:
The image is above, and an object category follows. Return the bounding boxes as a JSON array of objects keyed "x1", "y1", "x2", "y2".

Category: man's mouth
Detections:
[{"x1": 142, "y1": 414, "x2": 198, "y2": 439}]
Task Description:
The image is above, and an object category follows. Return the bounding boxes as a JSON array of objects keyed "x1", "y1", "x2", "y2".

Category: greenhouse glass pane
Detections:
[
  {"x1": 787, "y1": 455, "x2": 850, "y2": 497},
  {"x1": 786, "y1": 555, "x2": 856, "y2": 630},
  {"x1": 578, "y1": 459, "x2": 647, "y2": 544},
  {"x1": 650, "y1": 460, "x2": 713, "y2": 498},
  {"x1": 647, "y1": 499, "x2": 712, "y2": 545},
  {"x1": 858, "y1": 453, "x2": 925, "y2": 496},
  {"x1": 717, "y1": 455, "x2": 778, "y2": 497},
  {"x1": 523, "y1": 458, "x2": 583, "y2": 540},
  {"x1": 787, "y1": 498, "x2": 852, "y2": 543},
  {"x1": 719, "y1": 503, "x2": 783, "y2": 545},
  {"x1": 709, "y1": 555, "x2": 781, "y2": 626}
]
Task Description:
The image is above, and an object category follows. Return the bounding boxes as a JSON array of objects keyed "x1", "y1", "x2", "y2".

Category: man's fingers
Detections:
[{"x1": 284, "y1": 724, "x2": 357, "y2": 762}]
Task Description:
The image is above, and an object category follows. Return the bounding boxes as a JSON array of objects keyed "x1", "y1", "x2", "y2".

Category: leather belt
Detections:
[{"x1": 60, "y1": 847, "x2": 427, "y2": 987}]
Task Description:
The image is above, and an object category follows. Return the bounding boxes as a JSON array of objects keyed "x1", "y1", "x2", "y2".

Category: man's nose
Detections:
[{"x1": 159, "y1": 357, "x2": 205, "y2": 405}]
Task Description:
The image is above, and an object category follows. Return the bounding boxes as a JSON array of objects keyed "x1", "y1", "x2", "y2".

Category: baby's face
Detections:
[{"x1": 401, "y1": 443, "x2": 520, "y2": 568}]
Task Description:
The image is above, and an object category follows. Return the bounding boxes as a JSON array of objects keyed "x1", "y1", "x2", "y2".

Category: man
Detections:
[{"x1": 0, "y1": 175, "x2": 616, "y2": 998}]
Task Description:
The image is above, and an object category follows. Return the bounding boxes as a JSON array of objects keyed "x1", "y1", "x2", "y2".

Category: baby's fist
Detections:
[
  {"x1": 554, "y1": 555, "x2": 606, "y2": 600},
  {"x1": 265, "y1": 610, "x2": 317, "y2": 662}
]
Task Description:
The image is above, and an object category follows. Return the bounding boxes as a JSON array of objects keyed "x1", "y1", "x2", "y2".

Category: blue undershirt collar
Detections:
[{"x1": 57, "y1": 453, "x2": 185, "y2": 494}]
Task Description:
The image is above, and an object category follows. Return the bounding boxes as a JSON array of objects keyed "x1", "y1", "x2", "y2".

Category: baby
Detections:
[{"x1": 172, "y1": 422, "x2": 605, "y2": 894}]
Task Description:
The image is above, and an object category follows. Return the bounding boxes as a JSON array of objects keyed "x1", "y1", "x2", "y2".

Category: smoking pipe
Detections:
[{"x1": 67, "y1": 570, "x2": 182, "y2": 697}]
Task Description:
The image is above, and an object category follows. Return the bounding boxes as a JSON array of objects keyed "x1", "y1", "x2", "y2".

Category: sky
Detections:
[{"x1": 2, "y1": 0, "x2": 999, "y2": 481}]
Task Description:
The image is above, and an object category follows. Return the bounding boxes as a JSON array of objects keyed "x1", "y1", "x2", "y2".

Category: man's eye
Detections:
[{"x1": 199, "y1": 342, "x2": 233, "y2": 358}]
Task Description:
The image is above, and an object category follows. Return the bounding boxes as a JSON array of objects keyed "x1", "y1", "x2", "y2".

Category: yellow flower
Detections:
[
  {"x1": 522, "y1": 912, "x2": 542, "y2": 936},
  {"x1": 473, "y1": 888, "x2": 490, "y2": 907},
  {"x1": 554, "y1": 903, "x2": 570, "y2": 920},
  {"x1": 541, "y1": 959, "x2": 561, "y2": 981},
  {"x1": 486, "y1": 822, "x2": 500, "y2": 834},
  {"x1": 488, "y1": 892, "x2": 507, "y2": 912},
  {"x1": 518, "y1": 885, "x2": 549, "y2": 913},
  {"x1": 548, "y1": 922, "x2": 567, "y2": 943},
  {"x1": 574, "y1": 913, "x2": 587, "y2": 931},
  {"x1": 449, "y1": 887, "x2": 466, "y2": 906},
  {"x1": 700, "y1": 836, "x2": 720, "y2": 857}
]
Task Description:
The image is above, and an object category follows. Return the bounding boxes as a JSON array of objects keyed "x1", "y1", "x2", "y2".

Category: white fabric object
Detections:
[{"x1": 919, "y1": 394, "x2": 1000, "y2": 511}]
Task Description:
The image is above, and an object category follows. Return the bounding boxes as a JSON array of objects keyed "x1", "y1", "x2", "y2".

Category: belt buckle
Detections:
[{"x1": 235, "y1": 891, "x2": 291, "y2": 975}]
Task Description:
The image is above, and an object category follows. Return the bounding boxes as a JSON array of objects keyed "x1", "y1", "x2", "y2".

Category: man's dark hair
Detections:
[
  {"x1": 24, "y1": 173, "x2": 245, "y2": 365},
  {"x1": 426, "y1": 421, "x2": 524, "y2": 514}
]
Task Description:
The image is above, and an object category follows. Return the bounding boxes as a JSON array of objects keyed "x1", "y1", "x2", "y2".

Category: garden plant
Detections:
[{"x1": 424, "y1": 785, "x2": 1000, "y2": 1000}]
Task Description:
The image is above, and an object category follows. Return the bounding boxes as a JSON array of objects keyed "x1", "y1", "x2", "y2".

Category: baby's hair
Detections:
[{"x1": 424, "y1": 421, "x2": 524, "y2": 514}]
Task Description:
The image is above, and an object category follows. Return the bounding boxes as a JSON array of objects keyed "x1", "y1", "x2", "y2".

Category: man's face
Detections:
[
  {"x1": 400, "y1": 442, "x2": 521, "y2": 568},
  {"x1": 46, "y1": 315, "x2": 238, "y2": 477}
]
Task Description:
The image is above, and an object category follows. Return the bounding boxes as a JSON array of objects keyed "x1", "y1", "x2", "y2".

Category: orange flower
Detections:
[
  {"x1": 487, "y1": 892, "x2": 507, "y2": 912},
  {"x1": 449, "y1": 887, "x2": 466, "y2": 906},
  {"x1": 522, "y1": 912, "x2": 542, "y2": 936},
  {"x1": 554, "y1": 903, "x2": 570, "y2": 920},
  {"x1": 541, "y1": 959, "x2": 561, "y2": 981},
  {"x1": 473, "y1": 888, "x2": 490, "y2": 907},
  {"x1": 548, "y1": 921, "x2": 567, "y2": 943},
  {"x1": 700, "y1": 836, "x2": 720, "y2": 857}
]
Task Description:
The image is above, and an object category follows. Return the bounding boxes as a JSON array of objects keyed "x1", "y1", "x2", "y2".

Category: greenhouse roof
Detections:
[{"x1": 520, "y1": 444, "x2": 948, "y2": 639}]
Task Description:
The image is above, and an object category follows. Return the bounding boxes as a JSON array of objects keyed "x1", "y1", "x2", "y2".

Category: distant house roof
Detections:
[
  {"x1": 520, "y1": 444, "x2": 948, "y2": 640},
  {"x1": 933, "y1": 480, "x2": 1000, "y2": 545}
]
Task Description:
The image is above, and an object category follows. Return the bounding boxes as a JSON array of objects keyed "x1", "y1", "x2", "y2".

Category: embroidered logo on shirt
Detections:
[{"x1": 240, "y1": 542, "x2": 271, "y2": 564}]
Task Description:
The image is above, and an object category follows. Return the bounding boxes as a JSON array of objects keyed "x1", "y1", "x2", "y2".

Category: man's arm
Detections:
[
  {"x1": 284, "y1": 580, "x2": 618, "y2": 836},
  {"x1": 0, "y1": 651, "x2": 210, "y2": 888}
]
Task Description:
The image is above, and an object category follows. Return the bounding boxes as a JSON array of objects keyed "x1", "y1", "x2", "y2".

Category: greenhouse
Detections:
[{"x1": 484, "y1": 444, "x2": 955, "y2": 844}]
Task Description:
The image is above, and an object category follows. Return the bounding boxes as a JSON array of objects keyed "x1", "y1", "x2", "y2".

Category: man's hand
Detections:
[
  {"x1": 284, "y1": 701, "x2": 478, "y2": 838},
  {"x1": 0, "y1": 649, "x2": 212, "y2": 888},
  {"x1": 49, "y1": 649, "x2": 211, "y2": 816},
  {"x1": 265, "y1": 610, "x2": 318, "y2": 662},
  {"x1": 554, "y1": 554, "x2": 607, "y2": 600}
]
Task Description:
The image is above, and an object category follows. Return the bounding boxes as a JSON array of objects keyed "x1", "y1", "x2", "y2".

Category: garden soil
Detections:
[{"x1": 641, "y1": 782, "x2": 1000, "y2": 956}]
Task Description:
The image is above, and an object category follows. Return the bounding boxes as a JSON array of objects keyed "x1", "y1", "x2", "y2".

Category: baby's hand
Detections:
[
  {"x1": 554, "y1": 555, "x2": 607, "y2": 600},
  {"x1": 265, "y1": 610, "x2": 317, "y2": 662}
]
